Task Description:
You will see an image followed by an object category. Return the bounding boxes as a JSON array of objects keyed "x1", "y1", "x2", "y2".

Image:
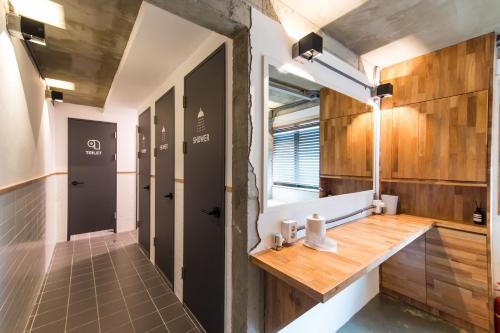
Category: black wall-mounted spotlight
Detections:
[
  {"x1": 375, "y1": 83, "x2": 393, "y2": 98},
  {"x1": 292, "y1": 32, "x2": 323, "y2": 61},
  {"x1": 7, "y1": 14, "x2": 46, "y2": 46},
  {"x1": 51, "y1": 91, "x2": 63, "y2": 103}
]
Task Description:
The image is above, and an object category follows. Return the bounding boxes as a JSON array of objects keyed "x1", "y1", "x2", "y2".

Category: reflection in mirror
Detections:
[{"x1": 266, "y1": 64, "x2": 373, "y2": 208}]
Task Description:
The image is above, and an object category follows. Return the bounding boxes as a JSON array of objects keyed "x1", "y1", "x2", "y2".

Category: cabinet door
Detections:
[
  {"x1": 381, "y1": 235, "x2": 426, "y2": 303},
  {"x1": 351, "y1": 112, "x2": 373, "y2": 177},
  {"x1": 320, "y1": 117, "x2": 352, "y2": 176},
  {"x1": 426, "y1": 228, "x2": 489, "y2": 330},
  {"x1": 391, "y1": 105, "x2": 419, "y2": 179},
  {"x1": 416, "y1": 91, "x2": 488, "y2": 182}
]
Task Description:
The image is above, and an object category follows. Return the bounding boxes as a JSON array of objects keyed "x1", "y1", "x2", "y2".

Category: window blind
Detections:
[{"x1": 272, "y1": 123, "x2": 319, "y2": 189}]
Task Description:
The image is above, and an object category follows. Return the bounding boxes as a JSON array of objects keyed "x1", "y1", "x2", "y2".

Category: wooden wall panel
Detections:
[
  {"x1": 380, "y1": 181, "x2": 487, "y2": 222},
  {"x1": 381, "y1": 33, "x2": 494, "y2": 109},
  {"x1": 319, "y1": 177, "x2": 372, "y2": 197},
  {"x1": 320, "y1": 88, "x2": 371, "y2": 120},
  {"x1": 381, "y1": 235, "x2": 426, "y2": 304},
  {"x1": 426, "y1": 228, "x2": 489, "y2": 330},
  {"x1": 265, "y1": 273, "x2": 316, "y2": 333}
]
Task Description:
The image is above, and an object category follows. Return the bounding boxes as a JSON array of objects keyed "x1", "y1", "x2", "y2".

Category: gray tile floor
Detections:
[
  {"x1": 337, "y1": 294, "x2": 462, "y2": 333},
  {"x1": 24, "y1": 230, "x2": 201, "y2": 333}
]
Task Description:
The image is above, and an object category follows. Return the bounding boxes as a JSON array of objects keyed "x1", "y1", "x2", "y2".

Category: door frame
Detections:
[
  {"x1": 67, "y1": 118, "x2": 117, "y2": 241},
  {"x1": 154, "y1": 87, "x2": 176, "y2": 288},
  {"x1": 182, "y1": 43, "x2": 226, "y2": 331}
]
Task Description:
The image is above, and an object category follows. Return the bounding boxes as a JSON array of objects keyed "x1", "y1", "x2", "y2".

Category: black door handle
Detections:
[
  {"x1": 71, "y1": 181, "x2": 85, "y2": 186},
  {"x1": 143, "y1": 185, "x2": 150, "y2": 191},
  {"x1": 164, "y1": 192, "x2": 174, "y2": 199},
  {"x1": 201, "y1": 207, "x2": 221, "y2": 218}
]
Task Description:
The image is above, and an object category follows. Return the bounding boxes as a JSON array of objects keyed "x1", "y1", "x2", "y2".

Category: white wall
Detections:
[
  {"x1": 0, "y1": 0, "x2": 57, "y2": 261},
  {"x1": 52, "y1": 102, "x2": 137, "y2": 240},
  {"x1": 0, "y1": 8, "x2": 54, "y2": 188},
  {"x1": 249, "y1": 9, "x2": 378, "y2": 332},
  {"x1": 136, "y1": 32, "x2": 233, "y2": 333}
]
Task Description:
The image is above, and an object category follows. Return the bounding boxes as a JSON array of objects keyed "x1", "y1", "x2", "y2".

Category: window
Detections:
[{"x1": 272, "y1": 123, "x2": 319, "y2": 189}]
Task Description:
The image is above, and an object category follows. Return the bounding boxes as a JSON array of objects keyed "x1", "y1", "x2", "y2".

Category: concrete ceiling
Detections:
[
  {"x1": 30, "y1": 0, "x2": 142, "y2": 107},
  {"x1": 276, "y1": 0, "x2": 500, "y2": 68},
  {"x1": 105, "y1": 2, "x2": 212, "y2": 113}
]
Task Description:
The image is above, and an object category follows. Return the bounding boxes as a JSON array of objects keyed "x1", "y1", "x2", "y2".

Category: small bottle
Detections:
[{"x1": 473, "y1": 201, "x2": 485, "y2": 225}]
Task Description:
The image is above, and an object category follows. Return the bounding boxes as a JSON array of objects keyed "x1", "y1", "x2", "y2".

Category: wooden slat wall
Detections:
[
  {"x1": 381, "y1": 34, "x2": 493, "y2": 109},
  {"x1": 264, "y1": 273, "x2": 316, "y2": 333},
  {"x1": 380, "y1": 181, "x2": 486, "y2": 222},
  {"x1": 319, "y1": 177, "x2": 372, "y2": 197},
  {"x1": 381, "y1": 235, "x2": 426, "y2": 304}
]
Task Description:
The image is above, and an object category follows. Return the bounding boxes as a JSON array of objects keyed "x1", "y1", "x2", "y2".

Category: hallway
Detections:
[{"x1": 25, "y1": 231, "x2": 200, "y2": 333}]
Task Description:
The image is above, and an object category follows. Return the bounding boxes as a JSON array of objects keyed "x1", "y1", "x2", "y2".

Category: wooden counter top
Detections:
[{"x1": 250, "y1": 214, "x2": 435, "y2": 303}]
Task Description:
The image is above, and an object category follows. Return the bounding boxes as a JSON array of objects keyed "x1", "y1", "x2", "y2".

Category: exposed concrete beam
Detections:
[{"x1": 145, "y1": 0, "x2": 252, "y2": 37}]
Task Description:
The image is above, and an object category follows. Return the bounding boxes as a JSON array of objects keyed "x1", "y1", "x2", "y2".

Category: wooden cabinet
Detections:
[
  {"x1": 387, "y1": 90, "x2": 488, "y2": 182},
  {"x1": 381, "y1": 33, "x2": 494, "y2": 109},
  {"x1": 320, "y1": 117, "x2": 351, "y2": 176},
  {"x1": 426, "y1": 228, "x2": 489, "y2": 330},
  {"x1": 320, "y1": 113, "x2": 372, "y2": 177},
  {"x1": 381, "y1": 235, "x2": 426, "y2": 304},
  {"x1": 381, "y1": 227, "x2": 490, "y2": 331},
  {"x1": 320, "y1": 87, "x2": 373, "y2": 179},
  {"x1": 320, "y1": 88, "x2": 371, "y2": 120}
]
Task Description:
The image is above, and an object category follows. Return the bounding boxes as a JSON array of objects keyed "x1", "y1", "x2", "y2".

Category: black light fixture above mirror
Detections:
[
  {"x1": 292, "y1": 32, "x2": 373, "y2": 91},
  {"x1": 374, "y1": 83, "x2": 393, "y2": 98},
  {"x1": 51, "y1": 90, "x2": 63, "y2": 103},
  {"x1": 292, "y1": 32, "x2": 323, "y2": 61}
]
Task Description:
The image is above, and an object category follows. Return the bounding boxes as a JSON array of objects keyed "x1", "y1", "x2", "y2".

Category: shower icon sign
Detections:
[
  {"x1": 87, "y1": 139, "x2": 101, "y2": 151},
  {"x1": 161, "y1": 126, "x2": 166, "y2": 142},
  {"x1": 196, "y1": 108, "x2": 206, "y2": 133}
]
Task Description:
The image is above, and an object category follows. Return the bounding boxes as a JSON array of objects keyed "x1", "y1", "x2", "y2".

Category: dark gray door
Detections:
[
  {"x1": 68, "y1": 119, "x2": 116, "y2": 240},
  {"x1": 138, "y1": 109, "x2": 151, "y2": 253},
  {"x1": 183, "y1": 45, "x2": 225, "y2": 333},
  {"x1": 155, "y1": 88, "x2": 175, "y2": 286}
]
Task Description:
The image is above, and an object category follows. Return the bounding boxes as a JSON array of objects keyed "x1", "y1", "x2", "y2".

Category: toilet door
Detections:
[
  {"x1": 68, "y1": 119, "x2": 117, "y2": 240},
  {"x1": 154, "y1": 88, "x2": 175, "y2": 286},
  {"x1": 183, "y1": 45, "x2": 226, "y2": 333}
]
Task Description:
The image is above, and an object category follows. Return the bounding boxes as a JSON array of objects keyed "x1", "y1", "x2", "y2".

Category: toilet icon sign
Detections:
[{"x1": 87, "y1": 139, "x2": 101, "y2": 151}]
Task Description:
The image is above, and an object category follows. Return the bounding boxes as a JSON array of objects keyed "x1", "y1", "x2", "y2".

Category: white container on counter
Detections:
[{"x1": 381, "y1": 194, "x2": 398, "y2": 215}]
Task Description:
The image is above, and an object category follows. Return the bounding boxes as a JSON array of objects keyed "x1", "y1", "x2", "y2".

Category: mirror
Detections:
[{"x1": 265, "y1": 63, "x2": 373, "y2": 208}]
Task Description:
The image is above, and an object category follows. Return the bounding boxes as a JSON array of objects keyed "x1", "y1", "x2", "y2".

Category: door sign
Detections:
[
  {"x1": 86, "y1": 139, "x2": 102, "y2": 156},
  {"x1": 193, "y1": 108, "x2": 210, "y2": 144},
  {"x1": 141, "y1": 134, "x2": 147, "y2": 153},
  {"x1": 159, "y1": 125, "x2": 168, "y2": 151}
]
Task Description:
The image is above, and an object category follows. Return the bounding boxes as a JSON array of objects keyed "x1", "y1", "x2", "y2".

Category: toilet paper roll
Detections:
[{"x1": 306, "y1": 213, "x2": 326, "y2": 243}]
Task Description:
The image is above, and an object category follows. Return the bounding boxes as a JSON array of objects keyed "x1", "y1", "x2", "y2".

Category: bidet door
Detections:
[
  {"x1": 68, "y1": 118, "x2": 117, "y2": 240},
  {"x1": 138, "y1": 108, "x2": 151, "y2": 253},
  {"x1": 155, "y1": 88, "x2": 175, "y2": 286},
  {"x1": 183, "y1": 44, "x2": 225, "y2": 333}
]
